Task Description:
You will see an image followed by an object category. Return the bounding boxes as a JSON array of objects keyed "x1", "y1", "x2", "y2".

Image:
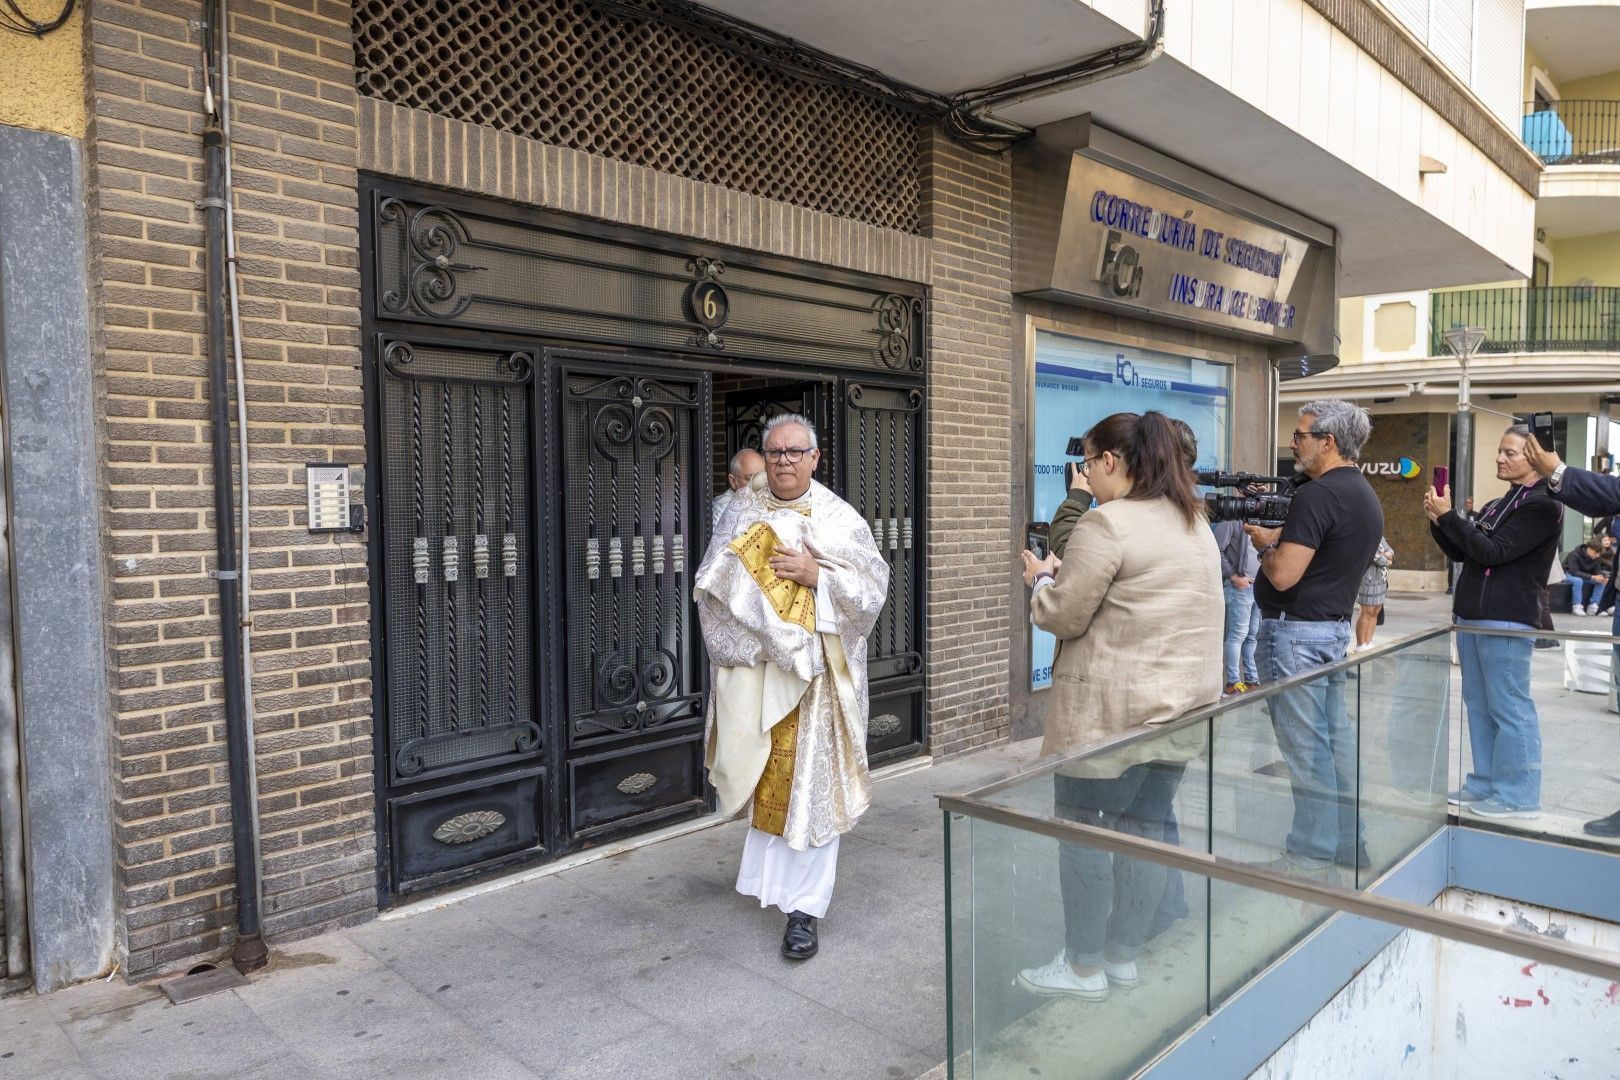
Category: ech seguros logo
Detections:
[{"x1": 1361, "y1": 457, "x2": 1422, "y2": 479}]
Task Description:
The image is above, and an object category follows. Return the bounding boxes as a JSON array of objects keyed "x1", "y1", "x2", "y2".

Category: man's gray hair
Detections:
[
  {"x1": 1299, "y1": 399, "x2": 1372, "y2": 461},
  {"x1": 728, "y1": 448, "x2": 762, "y2": 476},
  {"x1": 762, "y1": 412, "x2": 819, "y2": 451},
  {"x1": 1504, "y1": 422, "x2": 1531, "y2": 441}
]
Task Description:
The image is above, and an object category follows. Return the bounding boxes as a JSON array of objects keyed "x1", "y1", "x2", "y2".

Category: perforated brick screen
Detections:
[{"x1": 354, "y1": 0, "x2": 924, "y2": 233}]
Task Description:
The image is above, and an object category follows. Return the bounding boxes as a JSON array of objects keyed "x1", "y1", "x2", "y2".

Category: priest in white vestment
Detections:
[{"x1": 693, "y1": 413, "x2": 889, "y2": 959}]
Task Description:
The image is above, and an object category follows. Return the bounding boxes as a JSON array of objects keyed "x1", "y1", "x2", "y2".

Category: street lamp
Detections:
[{"x1": 1442, "y1": 325, "x2": 1488, "y2": 515}]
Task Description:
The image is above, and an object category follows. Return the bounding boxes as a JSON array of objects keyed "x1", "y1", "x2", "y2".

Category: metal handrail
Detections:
[
  {"x1": 1429, "y1": 285, "x2": 1620, "y2": 355},
  {"x1": 939, "y1": 792, "x2": 1620, "y2": 985},
  {"x1": 960, "y1": 622, "x2": 1617, "y2": 801},
  {"x1": 961, "y1": 624, "x2": 1451, "y2": 801},
  {"x1": 1522, "y1": 99, "x2": 1620, "y2": 165}
]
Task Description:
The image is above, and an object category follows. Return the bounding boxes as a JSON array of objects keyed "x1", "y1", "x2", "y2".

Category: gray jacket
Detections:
[{"x1": 1212, "y1": 519, "x2": 1259, "y2": 581}]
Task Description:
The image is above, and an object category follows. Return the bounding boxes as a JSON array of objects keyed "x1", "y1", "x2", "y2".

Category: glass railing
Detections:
[
  {"x1": 1429, "y1": 286, "x2": 1620, "y2": 354},
  {"x1": 1451, "y1": 625, "x2": 1620, "y2": 850},
  {"x1": 942, "y1": 625, "x2": 1620, "y2": 1079}
]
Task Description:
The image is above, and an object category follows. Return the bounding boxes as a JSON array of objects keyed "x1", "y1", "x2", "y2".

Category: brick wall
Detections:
[
  {"x1": 356, "y1": 99, "x2": 931, "y2": 284},
  {"x1": 88, "y1": 0, "x2": 372, "y2": 978},
  {"x1": 919, "y1": 129, "x2": 1015, "y2": 758}
]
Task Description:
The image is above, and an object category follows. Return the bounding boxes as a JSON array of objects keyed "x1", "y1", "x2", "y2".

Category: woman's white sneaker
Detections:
[
  {"x1": 1104, "y1": 959, "x2": 1139, "y2": 987},
  {"x1": 1017, "y1": 953, "x2": 1109, "y2": 1000}
]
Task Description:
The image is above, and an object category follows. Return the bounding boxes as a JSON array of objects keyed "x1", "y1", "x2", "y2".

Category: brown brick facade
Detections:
[
  {"x1": 86, "y1": 1, "x2": 1013, "y2": 979},
  {"x1": 88, "y1": 0, "x2": 372, "y2": 976},
  {"x1": 919, "y1": 131, "x2": 1015, "y2": 758}
]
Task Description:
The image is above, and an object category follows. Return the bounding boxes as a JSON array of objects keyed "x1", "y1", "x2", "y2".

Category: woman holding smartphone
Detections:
[
  {"x1": 1426, "y1": 423, "x2": 1562, "y2": 820},
  {"x1": 1014, "y1": 411, "x2": 1223, "y2": 1001}
]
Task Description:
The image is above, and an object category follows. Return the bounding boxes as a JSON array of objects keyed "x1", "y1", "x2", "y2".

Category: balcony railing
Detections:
[
  {"x1": 1523, "y1": 100, "x2": 1620, "y2": 165},
  {"x1": 1430, "y1": 286, "x2": 1620, "y2": 354}
]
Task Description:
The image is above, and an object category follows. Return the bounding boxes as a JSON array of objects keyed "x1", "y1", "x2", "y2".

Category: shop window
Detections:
[{"x1": 1029, "y1": 330, "x2": 1232, "y2": 690}]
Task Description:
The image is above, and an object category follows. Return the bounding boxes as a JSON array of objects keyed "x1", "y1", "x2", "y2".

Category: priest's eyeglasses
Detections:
[{"x1": 764, "y1": 447, "x2": 812, "y2": 463}]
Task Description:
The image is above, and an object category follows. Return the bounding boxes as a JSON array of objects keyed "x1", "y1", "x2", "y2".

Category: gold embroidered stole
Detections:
[{"x1": 729, "y1": 497, "x2": 813, "y2": 836}]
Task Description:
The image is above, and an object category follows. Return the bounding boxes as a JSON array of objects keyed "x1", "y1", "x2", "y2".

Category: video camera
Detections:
[{"x1": 1198, "y1": 470, "x2": 1296, "y2": 527}]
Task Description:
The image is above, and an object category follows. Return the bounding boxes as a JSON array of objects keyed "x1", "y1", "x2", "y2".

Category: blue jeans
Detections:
[
  {"x1": 1455, "y1": 619, "x2": 1542, "y2": 810},
  {"x1": 1223, "y1": 582, "x2": 1261, "y2": 684},
  {"x1": 1257, "y1": 616, "x2": 1358, "y2": 863},
  {"x1": 1568, "y1": 573, "x2": 1602, "y2": 609}
]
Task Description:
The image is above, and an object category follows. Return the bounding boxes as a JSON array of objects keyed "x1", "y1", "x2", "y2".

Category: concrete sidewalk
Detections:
[{"x1": 0, "y1": 740, "x2": 1037, "y2": 1080}]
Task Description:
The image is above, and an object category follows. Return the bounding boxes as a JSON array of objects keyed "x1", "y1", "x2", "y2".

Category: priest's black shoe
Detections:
[
  {"x1": 1583, "y1": 809, "x2": 1620, "y2": 838},
  {"x1": 782, "y1": 911, "x2": 818, "y2": 960}
]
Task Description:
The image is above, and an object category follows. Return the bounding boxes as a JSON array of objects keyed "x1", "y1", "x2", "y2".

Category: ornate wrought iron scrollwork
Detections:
[
  {"x1": 379, "y1": 198, "x2": 487, "y2": 319},
  {"x1": 503, "y1": 351, "x2": 533, "y2": 381},
  {"x1": 383, "y1": 340, "x2": 415, "y2": 368},
  {"x1": 873, "y1": 294, "x2": 924, "y2": 372},
  {"x1": 688, "y1": 256, "x2": 725, "y2": 280}
]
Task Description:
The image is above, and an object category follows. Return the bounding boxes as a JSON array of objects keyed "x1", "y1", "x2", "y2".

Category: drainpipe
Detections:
[
  {"x1": 201, "y1": 2, "x2": 267, "y2": 975},
  {"x1": 217, "y1": 0, "x2": 265, "y2": 909}
]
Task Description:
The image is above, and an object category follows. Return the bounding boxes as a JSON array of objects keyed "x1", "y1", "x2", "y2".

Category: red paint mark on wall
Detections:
[
  {"x1": 1499, "y1": 996, "x2": 1533, "y2": 1008},
  {"x1": 1607, "y1": 982, "x2": 1620, "y2": 1005},
  {"x1": 1521, "y1": 962, "x2": 1538, "y2": 977},
  {"x1": 1537, "y1": 988, "x2": 1550, "y2": 1005}
]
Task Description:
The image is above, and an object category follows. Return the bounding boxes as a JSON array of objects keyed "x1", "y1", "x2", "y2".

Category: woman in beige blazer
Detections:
[{"x1": 1015, "y1": 411, "x2": 1223, "y2": 1002}]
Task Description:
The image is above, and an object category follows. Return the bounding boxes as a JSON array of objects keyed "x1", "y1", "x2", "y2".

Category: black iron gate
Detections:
[
  {"x1": 557, "y1": 361, "x2": 710, "y2": 842},
  {"x1": 723, "y1": 380, "x2": 835, "y2": 489},
  {"x1": 842, "y1": 382, "x2": 926, "y2": 761},
  {"x1": 374, "y1": 339, "x2": 546, "y2": 888},
  {"x1": 363, "y1": 178, "x2": 927, "y2": 897}
]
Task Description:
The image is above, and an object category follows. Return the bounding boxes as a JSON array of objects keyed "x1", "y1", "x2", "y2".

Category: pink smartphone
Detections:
[{"x1": 1432, "y1": 465, "x2": 1449, "y2": 496}]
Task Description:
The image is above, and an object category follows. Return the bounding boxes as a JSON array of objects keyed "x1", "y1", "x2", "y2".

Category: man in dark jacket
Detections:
[
  {"x1": 1426, "y1": 424, "x2": 1563, "y2": 820},
  {"x1": 1525, "y1": 438, "x2": 1620, "y2": 836},
  {"x1": 1563, "y1": 542, "x2": 1611, "y2": 614}
]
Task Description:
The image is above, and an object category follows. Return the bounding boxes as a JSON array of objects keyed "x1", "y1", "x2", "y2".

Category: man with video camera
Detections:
[
  {"x1": 1524, "y1": 436, "x2": 1620, "y2": 837},
  {"x1": 1244, "y1": 399, "x2": 1384, "y2": 874}
]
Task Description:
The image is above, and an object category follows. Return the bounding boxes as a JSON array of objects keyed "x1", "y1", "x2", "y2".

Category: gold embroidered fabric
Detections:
[
  {"x1": 727, "y1": 523, "x2": 817, "y2": 634},
  {"x1": 751, "y1": 706, "x2": 799, "y2": 835}
]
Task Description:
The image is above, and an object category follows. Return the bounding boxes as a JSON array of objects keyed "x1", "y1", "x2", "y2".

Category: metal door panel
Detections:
[
  {"x1": 841, "y1": 380, "x2": 926, "y2": 758},
  {"x1": 556, "y1": 358, "x2": 711, "y2": 844}
]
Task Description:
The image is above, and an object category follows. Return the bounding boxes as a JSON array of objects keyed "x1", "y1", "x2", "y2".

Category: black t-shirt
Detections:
[{"x1": 1254, "y1": 465, "x2": 1384, "y2": 621}]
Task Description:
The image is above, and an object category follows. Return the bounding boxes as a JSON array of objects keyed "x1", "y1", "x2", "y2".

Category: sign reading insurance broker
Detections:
[{"x1": 1016, "y1": 152, "x2": 1325, "y2": 342}]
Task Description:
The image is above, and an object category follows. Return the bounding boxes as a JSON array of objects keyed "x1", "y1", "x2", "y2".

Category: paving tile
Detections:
[
  {"x1": 546, "y1": 1017, "x2": 755, "y2": 1080},
  {"x1": 229, "y1": 932, "x2": 387, "y2": 1007},
  {"x1": 239, "y1": 966, "x2": 537, "y2": 1080},
  {"x1": 610, "y1": 949, "x2": 937, "y2": 1080},
  {"x1": 0, "y1": 992, "x2": 86, "y2": 1080},
  {"x1": 60, "y1": 989, "x2": 293, "y2": 1080}
]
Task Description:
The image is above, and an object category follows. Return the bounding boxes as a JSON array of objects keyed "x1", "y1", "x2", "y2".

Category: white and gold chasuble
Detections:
[{"x1": 693, "y1": 479, "x2": 889, "y2": 853}]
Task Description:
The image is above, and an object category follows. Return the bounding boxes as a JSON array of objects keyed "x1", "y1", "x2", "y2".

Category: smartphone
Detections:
[
  {"x1": 1530, "y1": 412, "x2": 1556, "y2": 452},
  {"x1": 1432, "y1": 465, "x2": 1448, "y2": 497},
  {"x1": 1026, "y1": 521, "x2": 1051, "y2": 560}
]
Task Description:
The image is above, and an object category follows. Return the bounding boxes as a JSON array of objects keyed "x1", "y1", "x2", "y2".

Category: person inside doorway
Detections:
[
  {"x1": 694, "y1": 414, "x2": 889, "y2": 960},
  {"x1": 711, "y1": 447, "x2": 765, "y2": 526}
]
